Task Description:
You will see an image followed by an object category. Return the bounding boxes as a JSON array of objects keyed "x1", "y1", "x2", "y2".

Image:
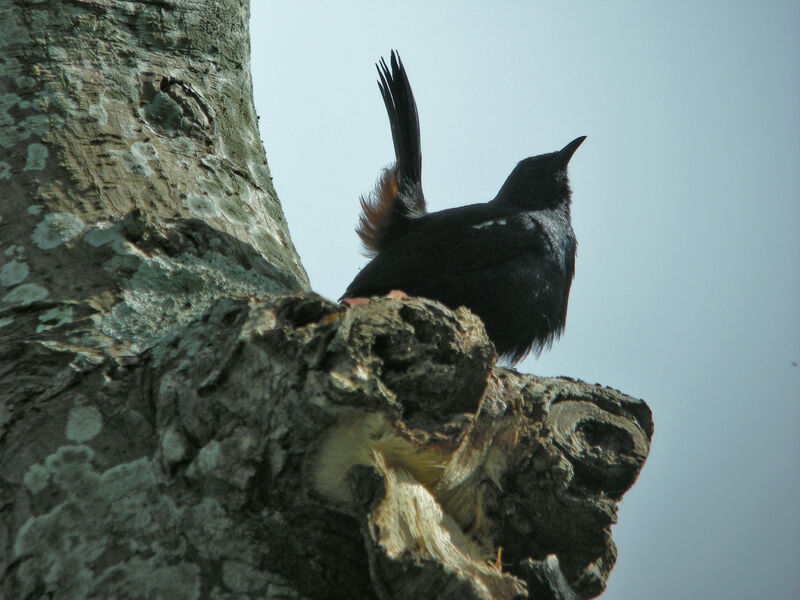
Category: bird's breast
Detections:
[{"x1": 527, "y1": 211, "x2": 575, "y2": 274}]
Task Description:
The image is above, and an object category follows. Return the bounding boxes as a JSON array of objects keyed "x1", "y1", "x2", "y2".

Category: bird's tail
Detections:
[{"x1": 357, "y1": 51, "x2": 426, "y2": 256}]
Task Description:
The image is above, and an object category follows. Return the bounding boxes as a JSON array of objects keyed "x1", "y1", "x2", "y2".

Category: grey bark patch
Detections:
[
  {"x1": 143, "y1": 91, "x2": 184, "y2": 133},
  {"x1": 31, "y1": 212, "x2": 85, "y2": 249},
  {"x1": 65, "y1": 405, "x2": 103, "y2": 443},
  {"x1": 36, "y1": 305, "x2": 75, "y2": 332},
  {"x1": 87, "y1": 102, "x2": 108, "y2": 125},
  {"x1": 1, "y1": 282, "x2": 48, "y2": 305},
  {"x1": 23, "y1": 142, "x2": 47, "y2": 170},
  {"x1": 0, "y1": 259, "x2": 29, "y2": 286}
]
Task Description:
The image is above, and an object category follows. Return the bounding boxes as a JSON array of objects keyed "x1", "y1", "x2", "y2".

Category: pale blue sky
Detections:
[{"x1": 251, "y1": 4, "x2": 800, "y2": 598}]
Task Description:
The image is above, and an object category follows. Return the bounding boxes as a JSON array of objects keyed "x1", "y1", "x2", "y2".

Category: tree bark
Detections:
[{"x1": 0, "y1": 2, "x2": 652, "y2": 599}]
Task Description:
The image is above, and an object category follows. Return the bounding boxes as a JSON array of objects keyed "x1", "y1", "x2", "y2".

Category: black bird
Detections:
[{"x1": 342, "y1": 51, "x2": 584, "y2": 364}]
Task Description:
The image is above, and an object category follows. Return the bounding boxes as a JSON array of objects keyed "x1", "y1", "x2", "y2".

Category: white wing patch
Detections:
[{"x1": 471, "y1": 218, "x2": 508, "y2": 230}]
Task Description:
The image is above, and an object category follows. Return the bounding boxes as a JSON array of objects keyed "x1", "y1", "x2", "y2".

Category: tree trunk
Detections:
[{"x1": 0, "y1": 2, "x2": 651, "y2": 599}]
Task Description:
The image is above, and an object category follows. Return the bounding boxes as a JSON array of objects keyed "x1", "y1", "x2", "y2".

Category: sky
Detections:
[{"x1": 250, "y1": 4, "x2": 800, "y2": 599}]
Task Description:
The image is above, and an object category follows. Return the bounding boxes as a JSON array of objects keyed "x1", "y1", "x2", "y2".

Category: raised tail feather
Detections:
[{"x1": 357, "y1": 51, "x2": 426, "y2": 256}]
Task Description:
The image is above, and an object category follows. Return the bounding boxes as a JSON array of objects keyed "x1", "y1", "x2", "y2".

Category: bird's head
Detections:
[{"x1": 494, "y1": 136, "x2": 586, "y2": 210}]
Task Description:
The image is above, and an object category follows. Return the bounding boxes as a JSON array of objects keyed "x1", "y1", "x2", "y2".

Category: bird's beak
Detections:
[{"x1": 550, "y1": 136, "x2": 586, "y2": 171}]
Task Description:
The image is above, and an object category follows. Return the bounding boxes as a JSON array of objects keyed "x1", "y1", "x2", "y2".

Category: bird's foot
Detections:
[
  {"x1": 341, "y1": 297, "x2": 369, "y2": 307},
  {"x1": 341, "y1": 290, "x2": 408, "y2": 307}
]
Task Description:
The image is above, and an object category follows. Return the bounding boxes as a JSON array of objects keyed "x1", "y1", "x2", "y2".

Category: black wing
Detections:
[{"x1": 345, "y1": 204, "x2": 552, "y2": 298}]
